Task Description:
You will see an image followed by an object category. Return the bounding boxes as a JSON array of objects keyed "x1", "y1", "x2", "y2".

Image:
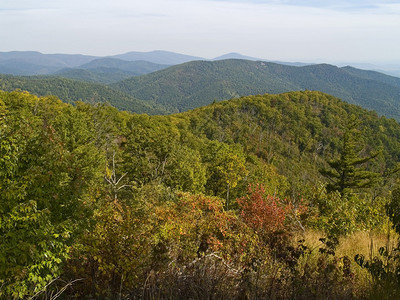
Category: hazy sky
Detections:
[{"x1": 1, "y1": 0, "x2": 400, "y2": 63}]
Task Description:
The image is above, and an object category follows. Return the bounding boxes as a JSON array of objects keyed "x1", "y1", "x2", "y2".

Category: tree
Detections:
[
  {"x1": 320, "y1": 116, "x2": 380, "y2": 197},
  {"x1": 204, "y1": 141, "x2": 248, "y2": 209},
  {"x1": 237, "y1": 184, "x2": 308, "y2": 242},
  {"x1": 0, "y1": 91, "x2": 105, "y2": 297}
]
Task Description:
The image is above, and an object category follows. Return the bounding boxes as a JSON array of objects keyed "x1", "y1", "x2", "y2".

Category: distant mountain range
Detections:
[
  {"x1": 0, "y1": 50, "x2": 320, "y2": 77},
  {"x1": 0, "y1": 51, "x2": 97, "y2": 75},
  {"x1": 54, "y1": 58, "x2": 170, "y2": 84},
  {"x1": 0, "y1": 50, "x2": 202, "y2": 76},
  {"x1": 112, "y1": 59, "x2": 400, "y2": 120},
  {"x1": 111, "y1": 50, "x2": 203, "y2": 65},
  {"x1": 0, "y1": 50, "x2": 400, "y2": 120},
  {"x1": 1, "y1": 50, "x2": 398, "y2": 77}
]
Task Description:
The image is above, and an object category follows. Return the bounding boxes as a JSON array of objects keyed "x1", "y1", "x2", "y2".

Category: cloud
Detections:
[
  {"x1": 0, "y1": 0, "x2": 399, "y2": 63},
  {"x1": 208, "y1": 0, "x2": 400, "y2": 12}
]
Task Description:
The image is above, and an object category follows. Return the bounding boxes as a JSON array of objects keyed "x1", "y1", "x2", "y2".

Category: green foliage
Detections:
[
  {"x1": 55, "y1": 58, "x2": 169, "y2": 84},
  {"x1": 309, "y1": 183, "x2": 388, "y2": 236},
  {"x1": 176, "y1": 91, "x2": 400, "y2": 203},
  {"x1": 63, "y1": 185, "x2": 257, "y2": 298},
  {"x1": 0, "y1": 75, "x2": 169, "y2": 114},
  {"x1": 122, "y1": 115, "x2": 207, "y2": 193},
  {"x1": 65, "y1": 193, "x2": 157, "y2": 297},
  {"x1": 311, "y1": 189, "x2": 360, "y2": 236},
  {"x1": 112, "y1": 59, "x2": 400, "y2": 120},
  {"x1": 320, "y1": 115, "x2": 380, "y2": 197},
  {"x1": 244, "y1": 161, "x2": 290, "y2": 198},
  {"x1": 1, "y1": 89, "x2": 400, "y2": 298},
  {"x1": 0, "y1": 90, "x2": 105, "y2": 297},
  {"x1": 0, "y1": 201, "x2": 70, "y2": 298},
  {"x1": 203, "y1": 141, "x2": 248, "y2": 208},
  {"x1": 386, "y1": 187, "x2": 400, "y2": 234}
]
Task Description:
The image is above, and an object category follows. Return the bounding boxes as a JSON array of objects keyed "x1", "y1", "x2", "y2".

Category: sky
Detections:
[{"x1": 1, "y1": 0, "x2": 400, "y2": 64}]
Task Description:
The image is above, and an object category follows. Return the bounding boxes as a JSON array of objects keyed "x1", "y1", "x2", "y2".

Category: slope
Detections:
[
  {"x1": 170, "y1": 90, "x2": 400, "y2": 195},
  {"x1": 112, "y1": 59, "x2": 400, "y2": 120},
  {"x1": 0, "y1": 74, "x2": 168, "y2": 114},
  {"x1": 0, "y1": 51, "x2": 97, "y2": 75},
  {"x1": 54, "y1": 58, "x2": 170, "y2": 83},
  {"x1": 112, "y1": 50, "x2": 204, "y2": 65}
]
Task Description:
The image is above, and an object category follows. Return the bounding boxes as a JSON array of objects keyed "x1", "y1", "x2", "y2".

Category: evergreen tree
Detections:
[{"x1": 320, "y1": 116, "x2": 380, "y2": 197}]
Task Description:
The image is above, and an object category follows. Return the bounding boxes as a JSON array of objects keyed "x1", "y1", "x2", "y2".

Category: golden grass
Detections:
[
  {"x1": 338, "y1": 231, "x2": 394, "y2": 259},
  {"x1": 292, "y1": 229, "x2": 399, "y2": 298},
  {"x1": 294, "y1": 229, "x2": 396, "y2": 259}
]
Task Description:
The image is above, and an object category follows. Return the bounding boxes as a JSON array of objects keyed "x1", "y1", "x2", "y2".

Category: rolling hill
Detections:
[
  {"x1": 4, "y1": 87, "x2": 400, "y2": 299},
  {"x1": 2, "y1": 52, "x2": 400, "y2": 121},
  {"x1": 112, "y1": 59, "x2": 400, "y2": 120},
  {"x1": 79, "y1": 57, "x2": 169, "y2": 73},
  {"x1": 212, "y1": 53, "x2": 310, "y2": 67},
  {"x1": 54, "y1": 58, "x2": 170, "y2": 83},
  {"x1": 0, "y1": 50, "x2": 195, "y2": 76},
  {"x1": 0, "y1": 74, "x2": 168, "y2": 114},
  {"x1": 112, "y1": 50, "x2": 204, "y2": 65},
  {"x1": 175, "y1": 90, "x2": 400, "y2": 179},
  {"x1": 0, "y1": 51, "x2": 97, "y2": 75}
]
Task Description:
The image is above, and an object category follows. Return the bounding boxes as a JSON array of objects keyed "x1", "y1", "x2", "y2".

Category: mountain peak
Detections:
[
  {"x1": 112, "y1": 50, "x2": 204, "y2": 65},
  {"x1": 213, "y1": 53, "x2": 262, "y2": 61}
]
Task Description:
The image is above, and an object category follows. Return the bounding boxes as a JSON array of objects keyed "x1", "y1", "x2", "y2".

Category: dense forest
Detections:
[
  {"x1": 112, "y1": 60, "x2": 400, "y2": 119},
  {"x1": 54, "y1": 58, "x2": 170, "y2": 84},
  {"x1": 2, "y1": 59, "x2": 400, "y2": 121},
  {"x1": 0, "y1": 75, "x2": 168, "y2": 115},
  {"x1": 1, "y1": 89, "x2": 400, "y2": 299}
]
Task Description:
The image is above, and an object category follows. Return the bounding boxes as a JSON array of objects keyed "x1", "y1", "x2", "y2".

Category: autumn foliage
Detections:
[
  {"x1": 2, "y1": 90, "x2": 399, "y2": 299},
  {"x1": 237, "y1": 184, "x2": 307, "y2": 238}
]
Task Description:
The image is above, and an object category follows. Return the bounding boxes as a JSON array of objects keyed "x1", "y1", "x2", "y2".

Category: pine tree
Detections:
[{"x1": 320, "y1": 116, "x2": 380, "y2": 197}]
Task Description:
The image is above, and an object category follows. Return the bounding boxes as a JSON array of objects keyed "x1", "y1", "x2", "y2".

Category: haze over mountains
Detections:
[
  {"x1": 0, "y1": 51, "x2": 97, "y2": 75},
  {"x1": 0, "y1": 50, "x2": 202, "y2": 76},
  {"x1": 1, "y1": 50, "x2": 400, "y2": 121},
  {"x1": 54, "y1": 58, "x2": 170, "y2": 84},
  {"x1": 2, "y1": 50, "x2": 399, "y2": 76}
]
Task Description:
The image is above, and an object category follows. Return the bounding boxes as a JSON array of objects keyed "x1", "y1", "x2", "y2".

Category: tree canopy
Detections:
[{"x1": 1, "y1": 89, "x2": 400, "y2": 298}]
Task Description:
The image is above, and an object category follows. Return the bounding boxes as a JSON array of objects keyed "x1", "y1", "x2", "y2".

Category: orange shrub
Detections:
[{"x1": 237, "y1": 184, "x2": 307, "y2": 238}]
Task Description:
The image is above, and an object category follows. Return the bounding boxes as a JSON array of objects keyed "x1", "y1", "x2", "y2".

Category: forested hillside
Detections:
[
  {"x1": 113, "y1": 59, "x2": 400, "y2": 120},
  {"x1": 0, "y1": 51, "x2": 97, "y2": 75},
  {"x1": 112, "y1": 50, "x2": 204, "y2": 64},
  {"x1": 0, "y1": 50, "x2": 198, "y2": 76},
  {"x1": 55, "y1": 58, "x2": 170, "y2": 84},
  {"x1": 0, "y1": 75, "x2": 168, "y2": 114},
  {"x1": 2, "y1": 89, "x2": 400, "y2": 299},
  {"x1": 2, "y1": 58, "x2": 400, "y2": 121}
]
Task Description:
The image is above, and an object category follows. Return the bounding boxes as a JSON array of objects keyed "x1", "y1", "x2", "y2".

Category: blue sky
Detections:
[{"x1": 1, "y1": 0, "x2": 399, "y2": 64}]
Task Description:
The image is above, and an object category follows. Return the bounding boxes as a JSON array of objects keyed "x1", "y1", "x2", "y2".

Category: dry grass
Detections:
[
  {"x1": 294, "y1": 229, "x2": 395, "y2": 258},
  {"x1": 291, "y1": 229, "x2": 398, "y2": 299}
]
